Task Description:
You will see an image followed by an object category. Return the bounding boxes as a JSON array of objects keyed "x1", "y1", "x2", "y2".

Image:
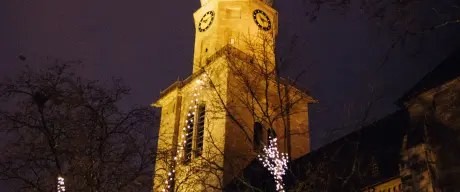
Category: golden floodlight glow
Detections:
[{"x1": 161, "y1": 73, "x2": 207, "y2": 192}]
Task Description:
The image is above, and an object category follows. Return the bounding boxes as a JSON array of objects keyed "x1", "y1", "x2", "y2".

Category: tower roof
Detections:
[{"x1": 396, "y1": 48, "x2": 460, "y2": 106}]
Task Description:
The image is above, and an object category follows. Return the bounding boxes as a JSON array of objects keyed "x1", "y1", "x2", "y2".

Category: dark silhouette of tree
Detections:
[{"x1": 0, "y1": 60, "x2": 157, "y2": 192}]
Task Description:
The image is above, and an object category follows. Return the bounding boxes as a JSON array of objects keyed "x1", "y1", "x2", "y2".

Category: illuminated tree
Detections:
[{"x1": 258, "y1": 137, "x2": 289, "y2": 192}]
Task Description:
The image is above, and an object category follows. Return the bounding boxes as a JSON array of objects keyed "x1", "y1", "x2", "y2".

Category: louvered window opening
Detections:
[
  {"x1": 196, "y1": 105, "x2": 206, "y2": 156},
  {"x1": 184, "y1": 111, "x2": 194, "y2": 164}
]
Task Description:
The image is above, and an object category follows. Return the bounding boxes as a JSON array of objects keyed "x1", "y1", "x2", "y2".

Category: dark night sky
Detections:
[{"x1": 1, "y1": 0, "x2": 459, "y2": 151}]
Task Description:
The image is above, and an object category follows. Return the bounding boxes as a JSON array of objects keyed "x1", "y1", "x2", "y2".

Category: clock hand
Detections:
[{"x1": 260, "y1": 17, "x2": 266, "y2": 23}]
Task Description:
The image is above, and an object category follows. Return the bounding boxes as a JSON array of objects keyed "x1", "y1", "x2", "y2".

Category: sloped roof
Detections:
[{"x1": 396, "y1": 48, "x2": 460, "y2": 106}]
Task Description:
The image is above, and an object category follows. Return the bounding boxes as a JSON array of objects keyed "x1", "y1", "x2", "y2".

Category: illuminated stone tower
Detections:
[{"x1": 152, "y1": 0, "x2": 315, "y2": 191}]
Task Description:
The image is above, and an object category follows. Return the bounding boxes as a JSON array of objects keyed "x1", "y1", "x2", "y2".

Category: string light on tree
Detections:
[
  {"x1": 57, "y1": 176, "x2": 65, "y2": 192},
  {"x1": 258, "y1": 137, "x2": 289, "y2": 192},
  {"x1": 161, "y1": 73, "x2": 207, "y2": 192}
]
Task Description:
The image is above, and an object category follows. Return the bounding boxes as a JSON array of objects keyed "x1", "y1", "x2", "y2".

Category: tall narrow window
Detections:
[
  {"x1": 195, "y1": 104, "x2": 206, "y2": 156},
  {"x1": 370, "y1": 156, "x2": 379, "y2": 177},
  {"x1": 184, "y1": 111, "x2": 194, "y2": 163},
  {"x1": 253, "y1": 122, "x2": 263, "y2": 151}
]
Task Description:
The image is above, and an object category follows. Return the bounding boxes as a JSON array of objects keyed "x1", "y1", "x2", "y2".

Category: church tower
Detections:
[
  {"x1": 152, "y1": 1, "x2": 315, "y2": 191},
  {"x1": 192, "y1": 0, "x2": 277, "y2": 73}
]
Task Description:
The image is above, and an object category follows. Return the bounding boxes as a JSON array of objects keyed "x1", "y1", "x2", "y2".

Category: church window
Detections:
[
  {"x1": 195, "y1": 104, "x2": 206, "y2": 156},
  {"x1": 183, "y1": 104, "x2": 206, "y2": 163},
  {"x1": 184, "y1": 110, "x2": 194, "y2": 163},
  {"x1": 370, "y1": 156, "x2": 380, "y2": 177}
]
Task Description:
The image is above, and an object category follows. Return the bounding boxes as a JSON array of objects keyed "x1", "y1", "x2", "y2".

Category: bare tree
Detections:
[
  {"x1": 0, "y1": 60, "x2": 157, "y2": 192},
  {"x1": 285, "y1": 84, "x2": 387, "y2": 192},
  {"x1": 302, "y1": 0, "x2": 459, "y2": 32},
  {"x1": 302, "y1": 0, "x2": 460, "y2": 67},
  {"x1": 152, "y1": 31, "x2": 316, "y2": 192},
  {"x1": 152, "y1": 1, "x2": 458, "y2": 191},
  {"x1": 289, "y1": 55, "x2": 460, "y2": 192}
]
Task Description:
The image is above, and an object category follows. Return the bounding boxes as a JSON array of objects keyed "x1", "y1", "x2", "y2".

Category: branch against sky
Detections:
[
  {"x1": 0, "y1": 60, "x2": 157, "y2": 192},
  {"x1": 152, "y1": 31, "x2": 315, "y2": 192},
  {"x1": 153, "y1": 19, "x2": 412, "y2": 191},
  {"x1": 302, "y1": 0, "x2": 459, "y2": 30},
  {"x1": 202, "y1": 31, "x2": 314, "y2": 181},
  {"x1": 301, "y1": 0, "x2": 459, "y2": 68},
  {"x1": 288, "y1": 85, "x2": 383, "y2": 192}
]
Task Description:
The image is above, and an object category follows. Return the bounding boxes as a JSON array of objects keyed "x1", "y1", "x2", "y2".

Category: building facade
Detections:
[
  {"x1": 152, "y1": 1, "x2": 316, "y2": 191},
  {"x1": 396, "y1": 49, "x2": 460, "y2": 192}
]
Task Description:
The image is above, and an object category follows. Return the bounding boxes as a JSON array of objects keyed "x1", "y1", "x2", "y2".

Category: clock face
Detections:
[
  {"x1": 198, "y1": 11, "x2": 215, "y2": 32},
  {"x1": 253, "y1": 9, "x2": 271, "y2": 31}
]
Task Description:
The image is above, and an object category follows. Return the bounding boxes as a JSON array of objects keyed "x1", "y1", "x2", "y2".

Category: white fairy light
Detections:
[
  {"x1": 258, "y1": 137, "x2": 289, "y2": 192},
  {"x1": 57, "y1": 176, "x2": 65, "y2": 192},
  {"x1": 161, "y1": 73, "x2": 207, "y2": 192}
]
